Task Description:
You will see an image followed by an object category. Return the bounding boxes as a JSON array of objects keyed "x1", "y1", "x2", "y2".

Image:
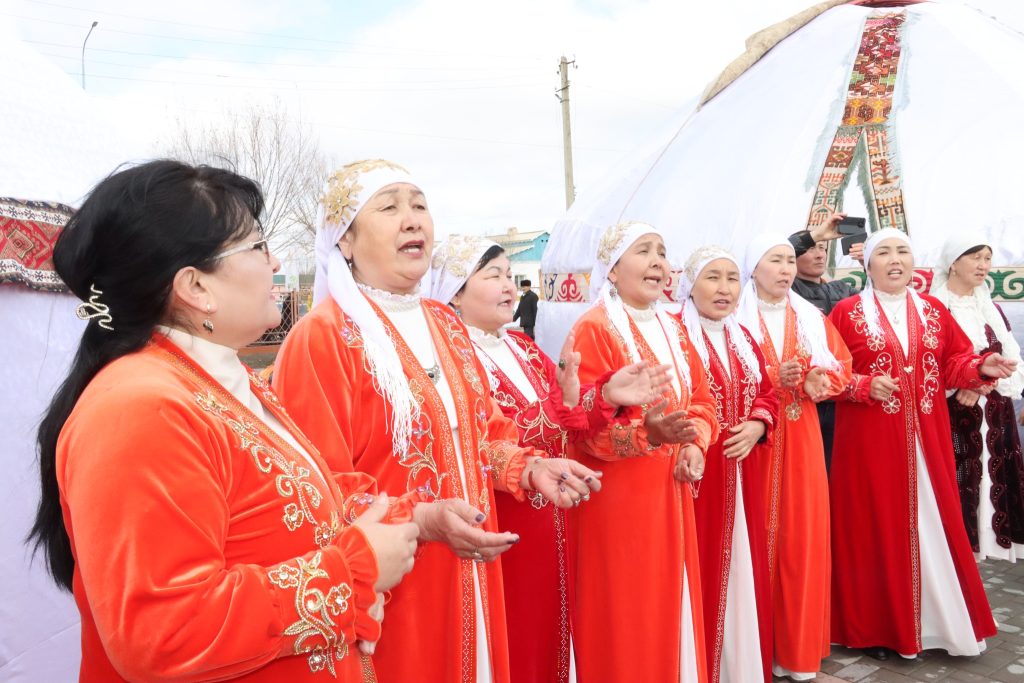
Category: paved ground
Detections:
[{"x1": 786, "y1": 558, "x2": 1024, "y2": 682}]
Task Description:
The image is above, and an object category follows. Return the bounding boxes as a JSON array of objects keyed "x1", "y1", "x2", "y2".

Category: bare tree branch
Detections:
[{"x1": 163, "y1": 98, "x2": 328, "y2": 268}]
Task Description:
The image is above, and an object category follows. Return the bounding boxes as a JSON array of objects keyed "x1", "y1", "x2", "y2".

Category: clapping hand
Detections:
[
  {"x1": 645, "y1": 400, "x2": 700, "y2": 446},
  {"x1": 603, "y1": 360, "x2": 674, "y2": 408}
]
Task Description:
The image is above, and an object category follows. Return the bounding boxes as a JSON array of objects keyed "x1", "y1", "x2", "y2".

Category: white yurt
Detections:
[
  {"x1": 0, "y1": 21, "x2": 147, "y2": 682},
  {"x1": 538, "y1": 0, "x2": 1024, "y2": 358}
]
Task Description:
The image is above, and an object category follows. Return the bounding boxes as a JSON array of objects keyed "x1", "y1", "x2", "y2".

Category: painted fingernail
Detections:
[
  {"x1": 510, "y1": 536, "x2": 521, "y2": 545},
  {"x1": 560, "y1": 472, "x2": 569, "y2": 480},
  {"x1": 475, "y1": 513, "x2": 486, "y2": 523},
  {"x1": 584, "y1": 476, "x2": 593, "y2": 483},
  {"x1": 559, "y1": 485, "x2": 567, "y2": 493}
]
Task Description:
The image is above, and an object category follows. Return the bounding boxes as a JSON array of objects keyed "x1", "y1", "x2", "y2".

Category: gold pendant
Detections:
[{"x1": 786, "y1": 401, "x2": 802, "y2": 421}]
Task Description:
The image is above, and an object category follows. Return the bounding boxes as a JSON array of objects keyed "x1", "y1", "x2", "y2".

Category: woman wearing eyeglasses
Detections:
[
  {"x1": 273, "y1": 160, "x2": 602, "y2": 683},
  {"x1": 29, "y1": 160, "x2": 424, "y2": 682}
]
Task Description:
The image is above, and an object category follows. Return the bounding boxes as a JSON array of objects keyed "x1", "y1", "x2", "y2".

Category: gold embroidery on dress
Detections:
[
  {"x1": 430, "y1": 234, "x2": 490, "y2": 276},
  {"x1": 193, "y1": 390, "x2": 340, "y2": 548},
  {"x1": 268, "y1": 551, "x2": 353, "y2": 675}
]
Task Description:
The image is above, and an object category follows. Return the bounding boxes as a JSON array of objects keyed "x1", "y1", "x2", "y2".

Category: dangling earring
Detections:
[
  {"x1": 202, "y1": 303, "x2": 214, "y2": 333},
  {"x1": 609, "y1": 282, "x2": 619, "y2": 299}
]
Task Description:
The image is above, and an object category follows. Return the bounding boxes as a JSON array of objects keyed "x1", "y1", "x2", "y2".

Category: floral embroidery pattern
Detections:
[
  {"x1": 921, "y1": 301, "x2": 941, "y2": 350},
  {"x1": 322, "y1": 159, "x2": 408, "y2": 228},
  {"x1": 268, "y1": 552, "x2": 353, "y2": 675},
  {"x1": 430, "y1": 234, "x2": 491, "y2": 277},
  {"x1": 919, "y1": 352, "x2": 939, "y2": 414},
  {"x1": 849, "y1": 300, "x2": 886, "y2": 352},
  {"x1": 194, "y1": 391, "x2": 339, "y2": 548},
  {"x1": 596, "y1": 222, "x2": 632, "y2": 265},
  {"x1": 868, "y1": 353, "x2": 901, "y2": 414}
]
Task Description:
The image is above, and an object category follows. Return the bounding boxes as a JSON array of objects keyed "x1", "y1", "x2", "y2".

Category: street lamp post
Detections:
[{"x1": 81, "y1": 20, "x2": 98, "y2": 90}]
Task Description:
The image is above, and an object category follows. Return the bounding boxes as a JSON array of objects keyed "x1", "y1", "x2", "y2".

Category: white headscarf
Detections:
[
  {"x1": 313, "y1": 159, "x2": 422, "y2": 459},
  {"x1": 930, "y1": 235, "x2": 1024, "y2": 395},
  {"x1": 736, "y1": 233, "x2": 841, "y2": 370},
  {"x1": 678, "y1": 245, "x2": 761, "y2": 382},
  {"x1": 591, "y1": 221, "x2": 690, "y2": 391},
  {"x1": 859, "y1": 228, "x2": 927, "y2": 339},
  {"x1": 426, "y1": 235, "x2": 500, "y2": 305}
]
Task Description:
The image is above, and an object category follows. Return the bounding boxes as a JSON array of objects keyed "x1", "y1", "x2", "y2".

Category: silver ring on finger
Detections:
[{"x1": 471, "y1": 549, "x2": 484, "y2": 562}]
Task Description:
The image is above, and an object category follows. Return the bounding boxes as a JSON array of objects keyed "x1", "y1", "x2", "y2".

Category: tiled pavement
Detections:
[{"x1": 785, "y1": 558, "x2": 1024, "y2": 682}]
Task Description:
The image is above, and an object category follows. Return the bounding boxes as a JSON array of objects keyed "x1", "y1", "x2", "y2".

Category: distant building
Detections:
[{"x1": 484, "y1": 227, "x2": 549, "y2": 289}]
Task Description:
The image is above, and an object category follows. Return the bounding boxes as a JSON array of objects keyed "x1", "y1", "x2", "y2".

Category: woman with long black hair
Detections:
[{"x1": 29, "y1": 160, "x2": 422, "y2": 682}]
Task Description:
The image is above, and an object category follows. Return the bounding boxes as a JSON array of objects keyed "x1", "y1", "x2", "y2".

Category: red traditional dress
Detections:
[
  {"x1": 58, "y1": 331, "x2": 401, "y2": 682},
  {"x1": 750, "y1": 298, "x2": 851, "y2": 679},
  {"x1": 690, "y1": 318, "x2": 778, "y2": 683},
  {"x1": 469, "y1": 326, "x2": 617, "y2": 683},
  {"x1": 274, "y1": 291, "x2": 537, "y2": 683},
  {"x1": 569, "y1": 302, "x2": 719, "y2": 683},
  {"x1": 829, "y1": 289, "x2": 998, "y2": 655}
]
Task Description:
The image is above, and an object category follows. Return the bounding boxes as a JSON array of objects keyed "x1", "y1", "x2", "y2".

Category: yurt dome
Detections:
[
  {"x1": 538, "y1": 0, "x2": 1024, "y2": 356},
  {"x1": 0, "y1": 21, "x2": 147, "y2": 682}
]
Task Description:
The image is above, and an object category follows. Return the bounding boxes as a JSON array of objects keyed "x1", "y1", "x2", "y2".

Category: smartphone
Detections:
[
  {"x1": 841, "y1": 232, "x2": 867, "y2": 255},
  {"x1": 837, "y1": 216, "x2": 866, "y2": 236}
]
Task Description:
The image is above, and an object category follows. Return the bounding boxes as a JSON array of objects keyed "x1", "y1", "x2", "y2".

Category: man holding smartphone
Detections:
[{"x1": 787, "y1": 211, "x2": 860, "y2": 472}]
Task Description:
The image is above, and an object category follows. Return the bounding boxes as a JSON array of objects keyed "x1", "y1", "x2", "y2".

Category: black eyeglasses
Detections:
[{"x1": 214, "y1": 239, "x2": 270, "y2": 263}]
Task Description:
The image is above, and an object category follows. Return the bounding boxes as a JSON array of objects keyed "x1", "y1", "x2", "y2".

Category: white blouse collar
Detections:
[
  {"x1": 467, "y1": 324, "x2": 506, "y2": 349},
  {"x1": 624, "y1": 302, "x2": 657, "y2": 322},
  {"x1": 699, "y1": 315, "x2": 726, "y2": 332},
  {"x1": 875, "y1": 287, "x2": 908, "y2": 304},
  {"x1": 158, "y1": 326, "x2": 252, "y2": 401},
  {"x1": 357, "y1": 282, "x2": 422, "y2": 313},
  {"x1": 756, "y1": 297, "x2": 787, "y2": 312}
]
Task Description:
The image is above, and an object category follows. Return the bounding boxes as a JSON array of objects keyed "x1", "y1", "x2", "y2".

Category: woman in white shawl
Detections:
[{"x1": 931, "y1": 236, "x2": 1024, "y2": 562}]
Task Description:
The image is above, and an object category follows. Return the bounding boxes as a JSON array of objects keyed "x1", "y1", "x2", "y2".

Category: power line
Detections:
[
  {"x1": 61, "y1": 70, "x2": 549, "y2": 93},
  {"x1": 16, "y1": 1, "x2": 548, "y2": 61},
  {"x1": 27, "y1": 39, "x2": 538, "y2": 71},
  {"x1": 40, "y1": 51, "x2": 542, "y2": 86}
]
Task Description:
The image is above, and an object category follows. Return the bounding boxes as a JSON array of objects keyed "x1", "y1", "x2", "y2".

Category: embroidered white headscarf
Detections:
[
  {"x1": 930, "y1": 235, "x2": 1024, "y2": 395},
  {"x1": 426, "y1": 235, "x2": 501, "y2": 306},
  {"x1": 859, "y1": 228, "x2": 927, "y2": 339},
  {"x1": 736, "y1": 233, "x2": 841, "y2": 369},
  {"x1": 591, "y1": 221, "x2": 691, "y2": 391},
  {"x1": 677, "y1": 245, "x2": 761, "y2": 382},
  {"x1": 313, "y1": 159, "x2": 422, "y2": 459}
]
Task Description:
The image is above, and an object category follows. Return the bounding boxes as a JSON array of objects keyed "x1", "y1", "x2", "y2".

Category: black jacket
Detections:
[
  {"x1": 513, "y1": 290, "x2": 538, "y2": 327},
  {"x1": 791, "y1": 277, "x2": 853, "y2": 315}
]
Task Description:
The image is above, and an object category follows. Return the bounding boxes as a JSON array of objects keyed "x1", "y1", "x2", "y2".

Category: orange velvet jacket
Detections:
[
  {"x1": 57, "y1": 336, "x2": 403, "y2": 682},
  {"x1": 568, "y1": 304, "x2": 720, "y2": 683},
  {"x1": 274, "y1": 298, "x2": 537, "y2": 683}
]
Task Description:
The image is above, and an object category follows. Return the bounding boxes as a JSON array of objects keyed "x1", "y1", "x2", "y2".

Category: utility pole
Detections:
[
  {"x1": 556, "y1": 56, "x2": 575, "y2": 209},
  {"x1": 81, "y1": 20, "x2": 98, "y2": 90}
]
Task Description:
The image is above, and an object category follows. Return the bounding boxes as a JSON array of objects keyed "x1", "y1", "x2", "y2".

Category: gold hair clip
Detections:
[{"x1": 75, "y1": 284, "x2": 114, "y2": 331}]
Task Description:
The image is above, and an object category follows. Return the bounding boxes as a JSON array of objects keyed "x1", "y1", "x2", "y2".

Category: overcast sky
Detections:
[{"x1": 7, "y1": 0, "x2": 824, "y2": 240}]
